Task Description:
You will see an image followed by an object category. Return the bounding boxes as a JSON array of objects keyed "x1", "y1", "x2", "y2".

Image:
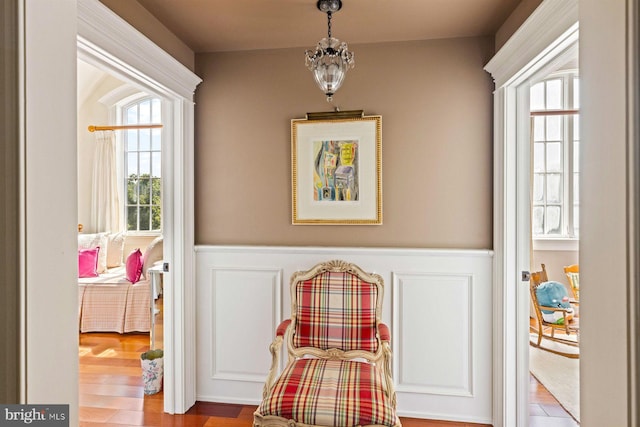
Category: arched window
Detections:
[{"x1": 122, "y1": 96, "x2": 162, "y2": 232}]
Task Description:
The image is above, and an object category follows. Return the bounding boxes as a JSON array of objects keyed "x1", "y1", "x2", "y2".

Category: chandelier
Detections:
[{"x1": 304, "y1": 0, "x2": 355, "y2": 102}]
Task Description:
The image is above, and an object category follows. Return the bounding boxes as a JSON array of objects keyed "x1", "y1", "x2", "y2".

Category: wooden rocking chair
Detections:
[
  {"x1": 530, "y1": 264, "x2": 579, "y2": 358},
  {"x1": 563, "y1": 264, "x2": 580, "y2": 301}
]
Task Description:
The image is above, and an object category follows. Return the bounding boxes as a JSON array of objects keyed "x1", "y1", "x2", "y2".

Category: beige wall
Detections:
[
  {"x1": 99, "y1": 0, "x2": 195, "y2": 71},
  {"x1": 194, "y1": 37, "x2": 494, "y2": 249}
]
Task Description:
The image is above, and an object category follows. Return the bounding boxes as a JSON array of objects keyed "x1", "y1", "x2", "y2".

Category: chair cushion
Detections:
[
  {"x1": 258, "y1": 358, "x2": 397, "y2": 427},
  {"x1": 293, "y1": 271, "x2": 378, "y2": 353}
]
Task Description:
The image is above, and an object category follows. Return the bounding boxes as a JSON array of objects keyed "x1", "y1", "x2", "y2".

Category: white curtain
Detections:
[{"x1": 91, "y1": 130, "x2": 121, "y2": 232}]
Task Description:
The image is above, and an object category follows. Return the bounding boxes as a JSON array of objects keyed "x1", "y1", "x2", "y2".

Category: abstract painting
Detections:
[{"x1": 291, "y1": 115, "x2": 381, "y2": 225}]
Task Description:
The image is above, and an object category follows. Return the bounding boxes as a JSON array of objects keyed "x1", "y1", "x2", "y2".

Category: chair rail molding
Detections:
[
  {"x1": 484, "y1": 0, "x2": 578, "y2": 426},
  {"x1": 78, "y1": 0, "x2": 202, "y2": 414}
]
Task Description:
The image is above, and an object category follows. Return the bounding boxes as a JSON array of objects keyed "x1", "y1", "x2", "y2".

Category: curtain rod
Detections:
[
  {"x1": 530, "y1": 109, "x2": 579, "y2": 116},
  {"x1": 88, "y1": 124, "x2": 163, "y2": 132}
]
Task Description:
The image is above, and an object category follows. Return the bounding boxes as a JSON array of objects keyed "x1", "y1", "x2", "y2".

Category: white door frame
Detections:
[
  {"x1": 484, "y1": 1, "x2": 578, "y2": 426},
  {"x1": 77, "y1": 0, "x2": 201, "y2": 414}
]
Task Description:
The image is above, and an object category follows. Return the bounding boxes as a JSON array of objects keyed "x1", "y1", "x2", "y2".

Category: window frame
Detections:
[
  {"x1": 530, "y1": 70, "x2": 580, "y2": 244},
  {"x1": 115, "y1": 92, "x2": 164, "y2": 236}
]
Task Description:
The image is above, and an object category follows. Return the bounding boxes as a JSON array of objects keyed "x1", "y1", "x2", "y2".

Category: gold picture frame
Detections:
[{"x1": 291, "y1": 114, "x2": 382, "y2": 225}]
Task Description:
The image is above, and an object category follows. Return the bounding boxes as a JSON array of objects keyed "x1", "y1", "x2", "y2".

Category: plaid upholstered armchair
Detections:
[{"x1": 254, "y1": 260, "x2": 401, "y2": 427}]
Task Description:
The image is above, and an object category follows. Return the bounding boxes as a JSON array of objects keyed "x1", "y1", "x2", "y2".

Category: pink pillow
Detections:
[
  {"x1": 78, "y1": 247, "x2": 100, "y2": 278},
  {"x1": 126, "y1": 248, "x2": 144, "y2": 283}
]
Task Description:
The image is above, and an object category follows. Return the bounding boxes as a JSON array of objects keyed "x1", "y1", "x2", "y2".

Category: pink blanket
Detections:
[{"x1": 78, "y1": 267, "x2": 151, "y2": 333}]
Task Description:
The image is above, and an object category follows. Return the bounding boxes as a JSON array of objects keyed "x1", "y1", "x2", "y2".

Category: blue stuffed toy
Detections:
[{"x1": 536, "y1": 281, "x2": 574, "y2": 324}]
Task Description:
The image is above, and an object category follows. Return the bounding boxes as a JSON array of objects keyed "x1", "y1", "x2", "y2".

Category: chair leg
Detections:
[{"x1": 537, "y1": 326, "x2": 542, "y2": 347}]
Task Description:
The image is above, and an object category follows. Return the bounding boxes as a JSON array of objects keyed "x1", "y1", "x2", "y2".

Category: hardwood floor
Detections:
[
  {"x1": 79, "y1": 331, "x2": 576, "y2": 427},
  {"x1": 528, "y1": 318, "x2": 579, "y2": 427},
  {"x1": 529, "y1": 375, "x2": 578, "y2": 427}
]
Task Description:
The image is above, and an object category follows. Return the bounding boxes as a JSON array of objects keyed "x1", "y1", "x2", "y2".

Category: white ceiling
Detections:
[
  {"x1": 134, "y1": 0, "x2": 522, "y2": 53},
  {"x1": 77, "y1": 60, "x2": 109, "y2": 106}
]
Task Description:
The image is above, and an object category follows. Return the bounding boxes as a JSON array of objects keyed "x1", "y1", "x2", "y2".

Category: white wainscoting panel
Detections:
[
  {"x1": 393, "y1": 272, "x2": 472, "y2": 396},
  {"x1": 195, "y1": 246, "x2": 493, "y2": 423},
  {"x1": 196, "y1": 265, "x2": 282, "y2": 403}
]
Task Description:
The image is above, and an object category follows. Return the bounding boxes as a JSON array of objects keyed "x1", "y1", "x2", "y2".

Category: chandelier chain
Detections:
[{"x1": 305, "y1": 0, "x2": 353, "y2": 102}]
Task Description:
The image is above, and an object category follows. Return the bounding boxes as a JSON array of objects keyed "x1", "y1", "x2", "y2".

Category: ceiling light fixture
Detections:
[{"x1": 304, "y1": 0, "x2": 355, "y2": 102}]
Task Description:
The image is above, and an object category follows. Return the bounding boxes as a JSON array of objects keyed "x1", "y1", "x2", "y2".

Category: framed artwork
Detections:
[{"x1": 291, "y1": 114, "x2": 382, "y2": 225}]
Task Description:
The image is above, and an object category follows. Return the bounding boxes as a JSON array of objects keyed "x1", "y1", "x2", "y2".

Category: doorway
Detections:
[
  {"x1": 483, "y1": 1, "x2": 579, "y2": 425},
  {"x1": 76, "y1": 56, "x2": 168, "y2": 408},
  {"x1": 76, "y1": 55, "x2": 166, "y2": 398},
  {"x1": 511, "y1": 33, "x2": 580, "y2": 427},
  {"x1": 77, "y1": 0, "x2": 201, "y2": 413},
  {"x1": 525, "y1": 62, "x2": 580, "y2": 424}
]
